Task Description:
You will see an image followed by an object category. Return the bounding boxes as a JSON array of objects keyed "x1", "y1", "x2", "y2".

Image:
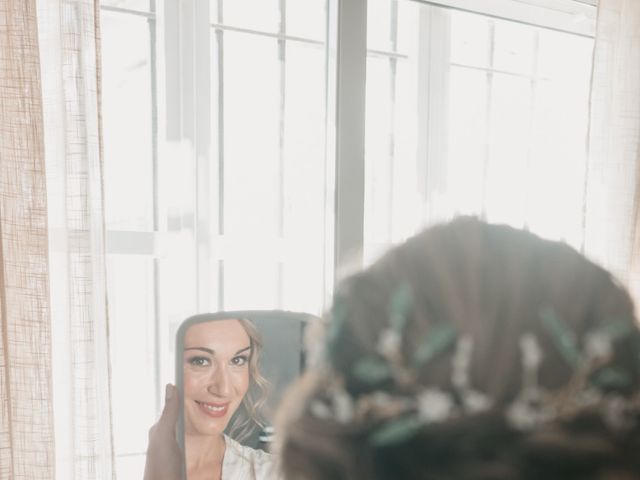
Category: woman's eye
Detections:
[
  {"x1": 231, "y1": 355, "x2": 249, "y2": 367},
  {"x1": 187, "y1": 356, "x2": 210, "y2": 368}
]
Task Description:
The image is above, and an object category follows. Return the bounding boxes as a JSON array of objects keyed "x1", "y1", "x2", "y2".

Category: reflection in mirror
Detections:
[{"x1": 176, "y1": 311, "x2": 317, "y2": 480}]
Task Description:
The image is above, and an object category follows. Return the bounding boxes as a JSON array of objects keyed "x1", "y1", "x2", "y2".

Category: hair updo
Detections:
[{"x1": 276, "y1": 218, "x2": 640, "y2": 480}]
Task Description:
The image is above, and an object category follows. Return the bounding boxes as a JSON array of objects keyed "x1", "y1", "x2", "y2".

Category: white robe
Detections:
[{"x1": 221, "y1": 436, "x2": 277, "y2": 480}]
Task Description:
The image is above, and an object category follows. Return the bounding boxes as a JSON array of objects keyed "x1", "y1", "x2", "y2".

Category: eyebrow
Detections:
[
  {"x1": 184, "y1": 347, "x2": 215, "y2": 355},
  {"x1": 184, "y1": 346, "x2": 252, "y2": 356}
]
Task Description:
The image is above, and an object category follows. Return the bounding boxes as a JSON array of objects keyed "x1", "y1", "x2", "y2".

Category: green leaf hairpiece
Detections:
[
  {"x1": 413, "y1": 323, "x2": 457, "y2": 367},
  {"x1": 539, "y1": 306, "x2": 581, "y2": 367},
  {"x1": 596, "y1": 319, "x2": 636, "y2": 341},
  {"x1": 325, "y1": 296, "x2": 348, "y2": 360},
  {"x1": 352, "y1": 356, "x2": 394, "y2": 384},
  {"x1": 591, "y1": 367, "x2": 632, "y2": 390},
  {"x1": 370, "y1": 414, "x2": 426, "y2": 447},
  {"x1": 389, "y1": 283, "x2": 413, "y2": 333}
]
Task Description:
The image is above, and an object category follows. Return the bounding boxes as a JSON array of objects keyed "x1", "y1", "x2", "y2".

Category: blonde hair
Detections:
[{"x1": 226, "y1": 317, "x2": 270, "y2": 442}]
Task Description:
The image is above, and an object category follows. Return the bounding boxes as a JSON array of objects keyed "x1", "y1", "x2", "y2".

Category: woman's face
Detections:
[{"x1": 183, "y1": 319, "x2": 251, "y2": 436}]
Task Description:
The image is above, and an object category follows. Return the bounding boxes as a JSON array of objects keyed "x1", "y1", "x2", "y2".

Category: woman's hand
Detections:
[{"x1": 144, "y1": 384, "x2": 183, "y2": 480}]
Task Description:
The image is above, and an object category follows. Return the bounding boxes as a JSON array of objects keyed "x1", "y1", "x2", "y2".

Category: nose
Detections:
[{"x1": 206, "y1": 363, "x2": 231, "y2": 398}]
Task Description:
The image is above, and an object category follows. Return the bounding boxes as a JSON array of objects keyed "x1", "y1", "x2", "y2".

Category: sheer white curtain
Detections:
[
  {"x1": 0, "y1": 0, "x2": 115, "y2": 478},
  {"x1": 584, "y1": 0, "x2": 640, "y2": 304}
]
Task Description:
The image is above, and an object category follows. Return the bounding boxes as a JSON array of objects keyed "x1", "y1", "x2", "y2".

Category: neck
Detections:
[{"x1": 185, "y1": 432, "x2": 226, "y2": 472}]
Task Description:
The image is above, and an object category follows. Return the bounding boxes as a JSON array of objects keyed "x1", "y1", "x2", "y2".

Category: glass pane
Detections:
[
  {"x1": 364, "y1": 56, "x2": 393, "y2": 254},
  {"x1": 367, "y1": 0, "x2": 393, "y2": 52},
  {"x1": 223, "y1": 259, "x2": 279, "y2": 310},
  {"x1": 364, "y1": 0, "x2": 593, "y2": 259},
  {"x1": 528, "y1": 77, "x2": 587, "y2": 244},
  {"x1": 389, "y1": 59, "x2": 421, "y2": 243},
  {"x1": 222, "y1": 32, "x2": 280, "y2": 236},
  {"x1": 101, "y1": 0, "x2": 154, "y2": 13},
  {"x1": 528, "y1": 32, "x2": 592, "y2": 244},
  {"x1": 365, "y1": 1, "x2": 421, "y2": 263},
  {"x1": 286, "y1": 0, "x2": 326, "y2": 41},
  {"x1": 218, "y1": 0, "x2": 279, "y2": 33},
  {"x1": 447, "y1": 67, "x2": 489, "y2": 216},
  {"x1": 115, "y1": 455, "x2": 146, "y2": 480},
  {"x1": 395, "y1": 0, "x2": 413, "y2": 55},
  {"x1": 282, "y1": 253, "x2": 323, "y2": 314},
  {"x1": 102, "y1": 11, "x2": 154, "y2": 230},
  {"x1": 485, "y1": 74, "x2": 532, "y2": 226},
  {"x1": 282, "y1": 42, "x2": 326, "y2": 314},
  {"x1": 450, "y1": 11, "x2": 490, "y2": 69},
  {"x1": 537, "y1": 29, "x2": 593, "y2": 82},
  {"x1": 493, "y1": 20, "x2": 535, "y2": 75},
  {"x1": 283, "y1": 42, "x2": 325, "y2": 240},
  {"x1": 108, "y1": 256, "x2": 156, "y2": 462}
]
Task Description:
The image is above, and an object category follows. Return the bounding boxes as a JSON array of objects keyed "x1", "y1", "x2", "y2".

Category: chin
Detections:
[{"x1": 185, "y1": 405, "x2": 235, "y2": 437}]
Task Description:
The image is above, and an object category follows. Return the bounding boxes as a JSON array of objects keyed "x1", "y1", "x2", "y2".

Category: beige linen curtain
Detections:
[
  {"x1": 584, "y1": 0, "x2": 640, "y2": 305},
  {"x1": 0, "y1": 0, "x2": 115, "y2": 478},
  {"x1": 0, "y1": 1, "x2": 55, "y2": 478}
]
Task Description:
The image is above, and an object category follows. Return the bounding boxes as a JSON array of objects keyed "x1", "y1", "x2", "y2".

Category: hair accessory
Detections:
[
  {"x1": 377, "y1": 328, "x2": 402, "y2": 359},
  {"x1": 388, "y1": 283, "x2": 412, "y2": 332},
  {"x1": 584, "y1": 332, "x2": 613, "y2": 362},
  {"x1": 539, "y1": 307, "x2": 581, "y2": 367},
  {"x1": 413, "y1": 323, "x2": 457, "y2": 367},
  {"x1": 352, "y1": 356, "x2": 393, "y2": 384},
  {"x1": 311, "y1": 301, "x2": 640, "y2": 447},
  {"x1": 506, "y1": 334, "x2": 553, "y2": 429},
  {"x1": 452, "y1": 335, "x2": 473, "y2": 390},
  {"x1": 370, "y1": 414, "x2": 426, "y2": 447},
  {"x1": 452, "y1": 336, "x2": 491, "y2": 412},
  {"x1": 377, "y1": 284, "x2": 413, "y2": 361},
  {"x1": 417, "y1": 388, "x2": 454, "y2": 421},
  {"x1": 371, "y1": 389, "x2": 454, "y2": 447}
]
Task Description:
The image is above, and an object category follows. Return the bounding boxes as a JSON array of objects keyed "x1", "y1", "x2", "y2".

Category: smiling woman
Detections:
[{"x1": 182, "y1": 319, "x2": 274, "y2": 480}]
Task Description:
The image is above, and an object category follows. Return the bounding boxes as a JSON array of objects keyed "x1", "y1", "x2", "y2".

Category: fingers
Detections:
[
  {"x1": 160, "y1": 383, "x2": 179, "y2": 430},
  {"x1": 144, "y1": 384, "x2": 183, "y2": 480}
]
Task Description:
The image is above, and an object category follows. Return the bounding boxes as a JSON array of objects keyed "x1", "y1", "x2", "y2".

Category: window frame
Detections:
[{"x1": 98, "y1": 0, "x2": 597, "y2": 472}]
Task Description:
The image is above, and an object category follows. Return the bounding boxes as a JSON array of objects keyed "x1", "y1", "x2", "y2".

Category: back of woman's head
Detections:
[{"x1": 277, "y1": 218, "x2": 640, "y2": 480}]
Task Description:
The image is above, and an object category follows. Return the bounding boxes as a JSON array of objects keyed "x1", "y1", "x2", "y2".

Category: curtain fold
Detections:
[
  {"x1": 0, "y1": 0, "x2": 115, "y2": 478},
  {"x1": 0, "y1": 1, "x2": 55, "y2": 478},
  {"x1": 584, "y1": 0, "x2": 640, "y2": 304}
]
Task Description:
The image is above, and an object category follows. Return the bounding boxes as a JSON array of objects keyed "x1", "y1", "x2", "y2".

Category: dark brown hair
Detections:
[{"x1": 276, "y1": 218, "x2": 640, "y2": 480}]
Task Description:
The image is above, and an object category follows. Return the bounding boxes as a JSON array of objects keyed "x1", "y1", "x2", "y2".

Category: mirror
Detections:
[{"x1": 175, "y1": 311, "x2": 318, "y2": 479}]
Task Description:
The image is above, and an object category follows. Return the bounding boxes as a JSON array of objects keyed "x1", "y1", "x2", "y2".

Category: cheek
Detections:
[
  {"x1": 231, "y1": 369, "x2": 250, "y2": 397},
  {"x1": 183, "y1": 368, "x2": 208, "y2": 396}
]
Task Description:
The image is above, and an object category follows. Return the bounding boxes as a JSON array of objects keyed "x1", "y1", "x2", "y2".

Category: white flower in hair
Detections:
[
  {"x1": 520, "y1": 334, "x2": 542, "y2": 370},
  {"x1": 417, "y1": 389, "x2": 454, "y2": 422},
  {"x1": 603, "y1": 395, "x2": 631, "y2": 431},
  {"x1": 584, "y1": 332, "x2": 613, "y2": 361},
  {"x1": 507, "y1": 397, "x2": 555, "y2": 430},
  {"x1": 452, "y1": 336, "x2": 473, "y2": 390},
  {"x1": 506, "y1": 333, "x2": 555, "y2": 429},
  {"x1": 377, "y1": 328, "x2": 402, "y2": 358},
  {"x1": 332, "y1": 386, "x2": 355, "y2": 423},
  {"x1": 310, "y1": 400, "x2": 333, "y2": 419},
  {"x1": 451, "y1": 335, "x2": 492, "y2": 413},
  {"x1": 464, "y1": 391, "x2": 492, "y2": 413}
]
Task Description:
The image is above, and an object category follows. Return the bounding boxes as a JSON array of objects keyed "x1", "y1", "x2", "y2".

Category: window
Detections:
[
  {"x1": 363, "y1": 0, "x2": 595, "y2": 264},
  {"x1": 99, "y1": 0, "x2": 596, "y2": 477},
  {"x1": 100, "y1": 1, "x2": 330, "y2": 477},
  {"x1": 100, "y1": 1, "x2": 159, "y2": 477}
]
